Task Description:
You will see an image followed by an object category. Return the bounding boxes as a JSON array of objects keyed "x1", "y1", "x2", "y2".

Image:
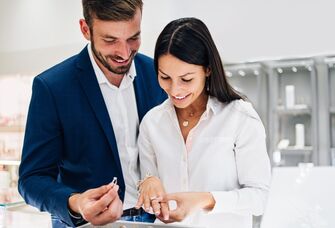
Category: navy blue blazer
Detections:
[{"x1": 18, "y1": 47, "x2": 166, "y2": 226}]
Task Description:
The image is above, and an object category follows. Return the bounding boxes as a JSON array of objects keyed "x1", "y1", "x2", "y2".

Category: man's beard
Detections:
[{"x1": 91, "y1": 41, "x2": 136, "y2": 75}]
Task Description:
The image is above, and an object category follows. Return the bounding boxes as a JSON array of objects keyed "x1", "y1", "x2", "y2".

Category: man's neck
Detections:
[
  {"x1": 104, "y1": 72, "x2": 124, "y2": 88},
  {"x1": 93, "y1": 54, "x2": 125, "y2": 88}
]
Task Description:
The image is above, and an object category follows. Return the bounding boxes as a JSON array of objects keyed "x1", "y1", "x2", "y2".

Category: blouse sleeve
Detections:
[
  {"x1": 138, "y1": 118, "x2": 160, "y2": 179},
  {"x1": 209, "y1": 112, "x2": 272, "y2": 216}
]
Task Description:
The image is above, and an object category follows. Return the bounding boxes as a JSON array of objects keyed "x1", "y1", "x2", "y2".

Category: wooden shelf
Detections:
[{"x1": 0, "y1": 126, "x2": 24, "y2": 133}]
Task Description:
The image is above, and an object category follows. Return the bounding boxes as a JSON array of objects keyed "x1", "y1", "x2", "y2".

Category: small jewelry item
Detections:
[
  {"x1": 150, "y1": 196, "x2": 158, "y2": 201},
  {"x1": 182, "y1": 112, "x2": 194, "y2": 127}
]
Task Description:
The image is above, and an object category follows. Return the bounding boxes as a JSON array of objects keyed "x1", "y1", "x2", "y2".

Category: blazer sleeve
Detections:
[{"x1": 18, "y1": 76, "x2": 76, "y2": 226}]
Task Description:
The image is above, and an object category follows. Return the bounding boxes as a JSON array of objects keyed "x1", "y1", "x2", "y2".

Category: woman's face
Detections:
[{"x1": 158, "y1": 54, "x2": 209, "y2": 109}]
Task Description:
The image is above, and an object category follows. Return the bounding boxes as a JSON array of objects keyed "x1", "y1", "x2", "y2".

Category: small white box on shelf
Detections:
[
  {"x1": 295, "y1": 124, "x2": 305, "y2": 148},
  {"x1": 285, "y1": 85, "x2": 295, "y2": 108}
]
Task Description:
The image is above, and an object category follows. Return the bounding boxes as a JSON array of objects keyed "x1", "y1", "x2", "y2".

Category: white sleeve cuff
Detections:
[{"x1": 208, "y1": 191, "x2": 238, "y2": 214}]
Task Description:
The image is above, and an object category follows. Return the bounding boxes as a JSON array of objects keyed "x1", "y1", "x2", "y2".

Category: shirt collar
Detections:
[
  {"x1": 87, "y1": 43, "x2": 137, "y2": 87},
  {"x1": 206, "y1": 96, "x2": 221, "y2": 115}
]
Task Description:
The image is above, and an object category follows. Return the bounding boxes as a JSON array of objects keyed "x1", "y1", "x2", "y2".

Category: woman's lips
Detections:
[{"x1": 172, "y1": 93, "x2": 190, "y2": 101}]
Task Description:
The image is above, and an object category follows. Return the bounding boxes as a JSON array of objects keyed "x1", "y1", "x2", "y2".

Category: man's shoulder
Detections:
[
  {"x1": 134, "y1": 53, "x2": 153, "y2": 64},
  {"x1": 134, "y1": 53, "x2": 154, "y2": 72},
  {"x1": 37, "y1": 48, "x2": 87, "y2": 84},
  {"x1": 134, "y1": 53, "x2": 157, "y2": 82}
]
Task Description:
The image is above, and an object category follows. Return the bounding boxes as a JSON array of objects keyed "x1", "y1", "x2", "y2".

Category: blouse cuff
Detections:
[{"x1": 208, "y1": 191, "x2": 238, "y2": 214}]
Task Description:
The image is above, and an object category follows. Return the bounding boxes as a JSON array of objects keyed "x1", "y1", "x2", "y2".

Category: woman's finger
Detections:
[{"x1": 151, "y1": 199, "x2": 161, "y2": 215}]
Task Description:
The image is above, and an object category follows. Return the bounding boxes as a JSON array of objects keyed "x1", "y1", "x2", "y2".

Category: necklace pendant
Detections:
[{"x1": 182, "y1": 120, "x2": 189, "y2": 127}]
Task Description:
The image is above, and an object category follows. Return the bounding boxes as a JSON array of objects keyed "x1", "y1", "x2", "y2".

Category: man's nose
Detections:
[{"x1": 114, "y1": 41, "x2": 131, "y2": 60}]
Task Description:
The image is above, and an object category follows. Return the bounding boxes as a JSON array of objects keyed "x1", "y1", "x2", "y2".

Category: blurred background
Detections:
[{"x1": 0, "y1": 0, "x2": 335, "y2": 227}]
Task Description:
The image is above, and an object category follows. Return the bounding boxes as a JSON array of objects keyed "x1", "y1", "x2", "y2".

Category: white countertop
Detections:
[{"x1": 0, "y1": 204, "x2": 51, "y2": 228}]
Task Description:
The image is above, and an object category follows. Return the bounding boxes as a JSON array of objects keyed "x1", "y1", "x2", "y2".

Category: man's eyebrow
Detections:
[{"x1": 102, "y1": 31, "x2": 141, "y2": 40}]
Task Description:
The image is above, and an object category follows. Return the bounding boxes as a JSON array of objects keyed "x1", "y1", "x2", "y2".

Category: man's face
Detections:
[{"x1": 80, "y1": 9, "x2": 141, "y2": 76}]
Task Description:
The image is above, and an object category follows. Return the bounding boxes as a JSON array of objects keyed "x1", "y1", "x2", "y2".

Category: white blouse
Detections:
[{"x1": 138, "y1": 97, "x2": 271, "y2": 228}]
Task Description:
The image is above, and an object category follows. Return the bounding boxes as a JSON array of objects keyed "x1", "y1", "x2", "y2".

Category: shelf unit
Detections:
[
  {"x1": 0, "y1": 160, "x2": 20, "y2": 166},
  {"x1": 0, "y1": 126, "x2": 24, "y2": 133},
  {"x1": 224, "y1": 62, "x2": 268, "y2": 131},
  {"x1": 267, "y1": 59, "x2": 318, "y2": 166},
  {"x1": 0, "y1": 74, "x2": 32, "y2": 193},
  {"x1": 0, "y1": 126, "x2": 24, "y2": 189},
  {"x1": 325, "y1": 57, "x2": 335, "y2": 166}
]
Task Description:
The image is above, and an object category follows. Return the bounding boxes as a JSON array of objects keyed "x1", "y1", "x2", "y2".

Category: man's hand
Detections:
[{"x1": 68, "y1": 183, "x2": 123, "y2": 226}]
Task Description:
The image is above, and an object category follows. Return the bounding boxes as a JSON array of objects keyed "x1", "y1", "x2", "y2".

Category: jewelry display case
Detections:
[
  {"x1": 267, "y1": 59, "x2": 318, "y2": 166},
  {"x1": 225, "y1": 62, "x2": 268, "y2": 131},
  {"x1": 325, "y1": 57, "x2": 335, "y2": 166}
]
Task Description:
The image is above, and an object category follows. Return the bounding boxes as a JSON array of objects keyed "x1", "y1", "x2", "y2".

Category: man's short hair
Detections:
[{"x1": 82, "y1": 0, "x2": 143, "y2": 27}]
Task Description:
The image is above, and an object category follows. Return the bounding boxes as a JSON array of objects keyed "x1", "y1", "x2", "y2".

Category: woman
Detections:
[{"x1": 136, "y1": 17, "x2": 271, "y2": 228}]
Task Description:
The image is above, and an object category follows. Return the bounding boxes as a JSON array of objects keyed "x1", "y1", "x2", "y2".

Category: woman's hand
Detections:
[
  {"x1": 135, "y1": 176, "x2": 169, "y2": 220},
  {"x1": 161, "y1": 192, "x2": 216, "y2": 223}
]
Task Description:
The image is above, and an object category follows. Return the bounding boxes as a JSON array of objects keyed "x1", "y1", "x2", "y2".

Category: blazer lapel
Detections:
[
  {"x1": 74, "y1": 48, "x2": 124, "y2": 179},
  {"x1": 133, "y1": 58, "x2": 149, "y2": 123}
]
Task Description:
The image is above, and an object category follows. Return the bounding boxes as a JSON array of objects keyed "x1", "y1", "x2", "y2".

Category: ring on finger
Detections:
[{"x1": 150, "y1": 196, "x2": 157, "y2": 201}]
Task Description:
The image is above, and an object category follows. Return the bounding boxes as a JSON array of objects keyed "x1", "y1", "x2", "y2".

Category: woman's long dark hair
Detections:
[{"x1": 154, "y1": 17, "x2": 243, "y2": 103}]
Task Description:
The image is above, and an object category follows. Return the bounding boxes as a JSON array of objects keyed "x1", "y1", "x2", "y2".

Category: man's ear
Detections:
[{"x1": 79, "y1": 19, "x2": 91, "y2": 41}]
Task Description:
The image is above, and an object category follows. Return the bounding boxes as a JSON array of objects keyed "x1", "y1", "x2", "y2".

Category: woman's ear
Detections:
[{"x1": 205, "y1": 67, "x2": 211, "y2": 77}]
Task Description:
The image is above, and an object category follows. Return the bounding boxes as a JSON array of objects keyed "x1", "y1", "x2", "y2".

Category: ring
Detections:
[{"x1": 150, "y1": 196, "x2": 157, "y2": 200}]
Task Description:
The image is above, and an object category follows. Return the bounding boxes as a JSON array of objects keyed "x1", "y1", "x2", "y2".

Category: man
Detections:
[{"x1": 18, "y1": 0, "x2": 166, "y2": 227}]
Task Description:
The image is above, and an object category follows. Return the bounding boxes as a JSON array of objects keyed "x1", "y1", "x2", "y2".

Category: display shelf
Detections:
[
  {"x1": 0, "y1": 188, "x2": 24, "y2": 207},
  {"x1": 276, "y1": 106, "x2": 311, "y2": 115},
  {"x1": 0, "y1": 200, "x2": 25, "y2": 208},
  {"x1": 0, "y1": 160, "x2": 20, "y2": 166},
  {"x1": 332, "y1": 148, "x2": 335, "y2": 166},
  {"x1": 267, "y1": 58, "x2": 318, "y2": 166},
  {"x1": 0, "y1": 126, "x2": 25, "y2": 133},
  {"x1": 280, "y1": 146, "x2": 313, "y2": 155},
  {"x1": 225, "y1": 62, "x2": 266, "y2": 111},
  {"x1": 326, "y1": 57, "x2": 335, "y2": 166}
]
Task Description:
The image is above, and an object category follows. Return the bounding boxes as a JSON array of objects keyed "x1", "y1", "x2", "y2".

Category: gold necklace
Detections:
[
  {"x1": 177, "y1": 95, "x2": 208, "y2": 128},
  {"x1": 182, "y1": 112, "x2": 194, "y2": 127}
]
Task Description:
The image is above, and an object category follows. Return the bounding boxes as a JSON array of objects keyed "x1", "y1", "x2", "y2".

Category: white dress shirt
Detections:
[
  {"x1": 138, "y1": 96, "x2": 271, "y2": 228},
  {"x1": 88, "y1": 44, "x2": 140, "y2": 210}
]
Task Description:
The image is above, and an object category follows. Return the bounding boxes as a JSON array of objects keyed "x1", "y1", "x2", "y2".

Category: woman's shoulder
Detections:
[{"x1": 227, "y1": 99, "x2": 261, "y2": 121}]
